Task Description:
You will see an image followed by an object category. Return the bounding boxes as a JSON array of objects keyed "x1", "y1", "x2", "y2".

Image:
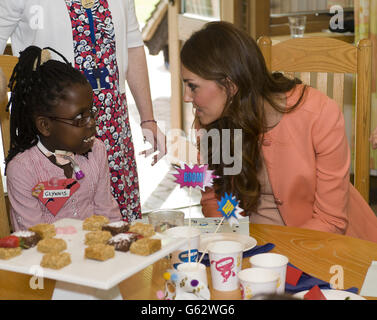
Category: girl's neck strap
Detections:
[
  {"x1": 36, "y1": 140, "x2": 73, "y2": 165},
  {"x1": 37, "y1": 140, "x2": 54, "y2": 157}
]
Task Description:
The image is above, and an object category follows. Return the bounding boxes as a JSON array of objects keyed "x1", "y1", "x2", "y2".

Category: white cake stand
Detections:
[{"x1": 52, "y1": 280, "x2": 122, "y2": 300}]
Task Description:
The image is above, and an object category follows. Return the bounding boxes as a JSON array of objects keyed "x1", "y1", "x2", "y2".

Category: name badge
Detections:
[
  {"x1": 32, "y1": 178, "x2": 80, "y2": 216},
  {"x1": 43, "y1": 189, "x2": 71, "y2": 198}
]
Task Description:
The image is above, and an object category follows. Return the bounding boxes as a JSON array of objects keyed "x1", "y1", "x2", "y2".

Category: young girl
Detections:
[{"x1": 6, "y1": 46, "x2": 122, "y2": 231}]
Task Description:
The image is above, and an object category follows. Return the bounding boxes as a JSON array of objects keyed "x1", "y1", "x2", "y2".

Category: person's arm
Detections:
[
  {"x1": 0, "y1": 0, "x2": 23, "y2": 53},
  {"x1": 92, "y1": 140, "x2": 123, "y2": 222},
  {"x1": 299, "y1": 96, "x2": 350, "y2": 234},
  {"x1": 127, "y1": 46, "x2": 154, "y2": 122},
  {"x1": 6, "y1": 159, "x2": 44, "y2": 231},
  {"x1": 127, "y1": 46, "x2": 166, "y2": 165}
]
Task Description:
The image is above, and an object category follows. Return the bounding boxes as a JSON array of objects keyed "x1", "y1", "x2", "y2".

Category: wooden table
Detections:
[{"x1": 1, "y1": 224, "x2": 376, "y2": 300}]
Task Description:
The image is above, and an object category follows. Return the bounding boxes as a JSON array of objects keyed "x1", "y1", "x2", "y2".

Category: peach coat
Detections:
[{"x1": 201, "y1": 85, "x2": 377, "y2": 243}]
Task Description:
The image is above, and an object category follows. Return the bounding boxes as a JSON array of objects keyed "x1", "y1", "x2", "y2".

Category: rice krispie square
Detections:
[
  {"x1": 130, "y1": 238, "x2": 161, "y2": 256},
  {"x1": 37, "y1": 238, "x2": 67, "y2": 253},
  {"x1": 82, "y1": 215, "x2": 110, "y2": 231},
  {"x1": 85, "y1": 243, "x2": 115, "y2": 261},
  {"x1": 40, "y1": 252, "x2": 71, "y2": 269},
  {"x1": 129, "y1": 222, "x2": 155, "y2": 237},
  {"x1": 29, "y1": 223, "x2": 56, "y2": 239},
  {"x1": 85, "y1": 230, "x2": 112, "y2": 246},
  {"x1": 0, "y1": 247, "x2": 22, "y2": 260}
]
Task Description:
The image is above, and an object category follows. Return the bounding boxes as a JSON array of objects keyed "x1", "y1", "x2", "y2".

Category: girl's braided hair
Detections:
[{"x1": 5, "y1": 46, "x2": 88, "y2": 171}]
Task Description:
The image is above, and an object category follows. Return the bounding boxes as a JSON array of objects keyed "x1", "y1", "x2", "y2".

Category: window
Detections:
[{"x1": 181, "y1": 0, "x2": 220, "y2": 18}]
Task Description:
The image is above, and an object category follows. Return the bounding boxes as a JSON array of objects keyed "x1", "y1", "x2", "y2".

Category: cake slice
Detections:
[
  {"x1": 102, "y1": 221, "x2": 129, "y2": 236},
  {"x1": 11, "y1": 231, "x2": 41, "y2": 249},
  {"x1": 107, "y1": 233, "x2": 139, "y2": 252},
  {"x1": 130, "y1": 238, "x2": 161, "y2": 256}
]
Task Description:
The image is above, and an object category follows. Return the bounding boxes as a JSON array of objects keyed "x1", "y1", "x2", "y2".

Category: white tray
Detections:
[{"x1": 0, "y1": 218, "x2": 188, "y2": 290}]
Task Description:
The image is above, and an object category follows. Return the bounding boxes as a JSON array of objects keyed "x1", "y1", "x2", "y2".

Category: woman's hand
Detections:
[{"x1": 139, "y1": 120, "x2": 166, "y2": 165}]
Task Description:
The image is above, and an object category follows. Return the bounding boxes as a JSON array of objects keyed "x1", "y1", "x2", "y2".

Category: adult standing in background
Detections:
[{"x1": 0, "y1": 0, "x2": 166, "y2": 222}]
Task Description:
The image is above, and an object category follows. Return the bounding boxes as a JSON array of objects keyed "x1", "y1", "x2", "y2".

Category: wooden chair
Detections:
[
  {"x1": 257, "y1": 36, "x2": 372, "y2": 203},
  {"x1": 0, "y1": 54, "x2": 18, "y2": 237}
]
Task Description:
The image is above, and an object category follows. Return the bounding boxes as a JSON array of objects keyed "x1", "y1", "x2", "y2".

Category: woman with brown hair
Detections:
[{"x1": 181, "y1": 21, "x2": 377, "y2": 242}]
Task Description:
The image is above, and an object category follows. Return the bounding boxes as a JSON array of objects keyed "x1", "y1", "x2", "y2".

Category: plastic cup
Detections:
[
  {"x1": 288, "y1": 16, "x2": 307, "y2": 38},
  {"x1": 249, "y1": 253, "x2": 289, "y2": 294},
  {"x1": 148, "y1": 210, "x2": 184, "y2": 232},
  {"x1": 238, "y1": 268, "x2": 279, "y2": 300},
  {"x1": 177, "y1": 262, "x2": 208, "y2": 286},
  {"x1": 164, "y1": 226, "x2": 200, "y2": 269},
  {"x1": 208, "y1": 240, "x2": 243, "y2": 292}
]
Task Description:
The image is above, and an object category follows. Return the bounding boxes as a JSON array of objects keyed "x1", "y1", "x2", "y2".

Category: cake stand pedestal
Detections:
[{"x1": 52, "y1": 280, "x2": 122, "y2": 300}]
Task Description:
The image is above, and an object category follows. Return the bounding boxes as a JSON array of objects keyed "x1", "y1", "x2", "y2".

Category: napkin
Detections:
[
  {"x1": 285, "y1": 263, "x2": 359, "y2": 294},
  {"x1": 360, "y1": 261, "x2": 377, "y2": 297},
  {"x1": 303, "y1": 285, "x2": 327, "y2": 300},
  {"x1": 198, "y1": 243, "x2": 275, "y2": 267}
]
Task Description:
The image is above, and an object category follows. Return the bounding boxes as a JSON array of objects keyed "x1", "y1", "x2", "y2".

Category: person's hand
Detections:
[
  {"x1": 139, "y1": 121, "x2": 166, "y2": 165},
  {"x1": 370, "y1": 126, "x2": 377, "y2": 150}
]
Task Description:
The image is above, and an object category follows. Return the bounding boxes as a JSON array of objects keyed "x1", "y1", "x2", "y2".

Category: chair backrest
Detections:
[
  {"x1": 257, "y1": 36, "x2": 372, "y2": 203},
  {"x1": 0, "y1": 55, "x2": 18, "y2": 237}
]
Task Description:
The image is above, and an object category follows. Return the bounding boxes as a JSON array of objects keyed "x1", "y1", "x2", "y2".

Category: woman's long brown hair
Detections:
[{"x1": 181, "y1": 21, "x2": 306, "y2": 214}]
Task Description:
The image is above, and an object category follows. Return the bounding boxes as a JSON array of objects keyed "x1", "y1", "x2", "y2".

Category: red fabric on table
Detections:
[{"x1": 286, "y1": 265, "x2": 303, "y2": 286}]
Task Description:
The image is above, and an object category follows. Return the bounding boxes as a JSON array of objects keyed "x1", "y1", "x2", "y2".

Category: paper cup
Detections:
[
  {"x1": 249, "y1": 253, "x2": 289, "y2": 294},
  {"x1": 238, "y1": 268, "x2": 279, "y2": 300},
  {"x1": 208, "y1": 241, "x2": 243, "y2": 292},
  {"x1": 164, "y1": 226, "x2": 200, "y2": 269},
  {"x1": 177, "y1": 262, "x2": 208, "y2": 286}
]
